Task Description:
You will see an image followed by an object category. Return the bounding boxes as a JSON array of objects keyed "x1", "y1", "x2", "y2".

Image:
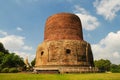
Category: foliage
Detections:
[
  {"x1": 0, "y1": 42, "x2": 25, "y2": 72},
  {"x1": 9, "y1": 68, "x2": 18, "y2": 73},
  {"x1": 1, "y1": 53, "x2": 25, "y2": 68},
  {"x1": 0, "y1": 66, "x2": 2, "y2": 72},
  {"x1": 31, "y1": 58, "x2": 35, "y2": 67},
  {"x1": 94, "y1": 59, "x2": 111, "y2": 72},
  {"x1": 1, "y1": 68, "x2": 9, "y2": 73},
  {"x1": 0, "y1": 52, "x2": 4, "y2": 64},
  {"x1": 0, "y1": 42, "x2": 9, "y2": 54},
  {"x1": 110, "y1": 64, "x2": 120, "y2": 73}
]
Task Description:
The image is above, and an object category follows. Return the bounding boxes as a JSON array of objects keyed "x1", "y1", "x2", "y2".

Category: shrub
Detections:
[
  {"x1": 9, "y1": 68, "x2": 18, "y2": 73},
  {"x1": 1, "y1": 68, "x2": 9, "y2": 73}
]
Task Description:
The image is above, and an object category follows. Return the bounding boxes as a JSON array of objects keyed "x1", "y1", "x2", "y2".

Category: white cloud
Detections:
[
  {"x1": 74, "y1": 5, "x2": 100, "y2": 31},
  {"x1": 0, "y1": 30, "x2": 34, "y2": 62},
  {"x1": 0, "y1": 35, "x2": 25, "y2": 51},
  {"x1": 92, "y1": 31, "x2": 120, "y2": 64},
  {"x1": 0, "y1": 30, "x2": 8, "y2": 36},
  {"x1": 113, "y1": 52, "x2": 120, "y2": 58},
  {"x1": 93, "y1": 0, "x2": 120, "y2": 21},
  {"x1": 17, "y1": 27, "x2": 23, "y2": 31},
  {"x1": 23, "y1": 46, "x2": 33, "y2": 50},
  {"x1": 0, "y1": 31, "x2": 33, "y2": 52}
]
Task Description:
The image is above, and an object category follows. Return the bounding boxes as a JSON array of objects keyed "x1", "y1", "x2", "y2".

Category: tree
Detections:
[
  {"x1": 0, "y1": 52, "x2": 4, "y2": 70},
  {"x1": 0, "y1": 42, "x2": 5, "y2": 52},
  {"x1": 110, "y1": 64, "x2": 120, "y2": 73},
  {"x1": 31, "y1": 58, "x2": 35, "y2": 67},
  {"x1": 0, "y1": 42, "x2": 25, "y2": 72},
  {"x1": 0, "y1": 52, "x2": 4, "y2": 64},
  {"x1": 1, "y1": 53, "x2": 25, "y2": 68},
  {"x1": 94, "y1": 59, "x2": 111, "y2": 72},
  {"x1": 0, "y1": 42, "x2": 9, "y2": 54}
]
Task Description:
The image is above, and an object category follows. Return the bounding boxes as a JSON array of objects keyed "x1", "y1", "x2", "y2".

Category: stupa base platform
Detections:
[{"x1": 34, "y1": 66, "x2": 99, "y2": 74}]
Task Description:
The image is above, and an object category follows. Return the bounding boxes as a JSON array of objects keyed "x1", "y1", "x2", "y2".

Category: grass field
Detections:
[{"x1": 0, "y1": 73, "x2": 120, "y2": 80}]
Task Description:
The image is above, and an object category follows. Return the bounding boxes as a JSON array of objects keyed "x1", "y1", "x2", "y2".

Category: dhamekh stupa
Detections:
[{"x1": 34, "y1": 13, "x2": 98, "y2": 73}]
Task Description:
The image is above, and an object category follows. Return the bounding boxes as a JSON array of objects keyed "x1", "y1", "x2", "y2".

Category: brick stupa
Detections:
[{"x1": 34, "y1": 13, "x2": 98, "y2": 73}]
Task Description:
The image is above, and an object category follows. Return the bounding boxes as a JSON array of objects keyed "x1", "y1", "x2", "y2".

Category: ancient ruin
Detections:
[{"x1": 34, "y1": 13, "x2": 98, "y2": 73}]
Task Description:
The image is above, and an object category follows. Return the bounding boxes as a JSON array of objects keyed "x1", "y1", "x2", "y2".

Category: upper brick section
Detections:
[{"x1": 44, "y1": 13, "x2": 83, "y2": 41}]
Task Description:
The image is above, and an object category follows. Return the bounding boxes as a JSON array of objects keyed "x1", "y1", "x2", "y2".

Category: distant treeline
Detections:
[{"x1": 94, "y1": 59, "x2": 120, "y2": 73}]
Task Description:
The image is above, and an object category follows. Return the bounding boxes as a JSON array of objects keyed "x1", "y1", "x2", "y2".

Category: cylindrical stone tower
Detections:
[
  {"x1": 44, "y1": 13, "x2": 83, "y2": 41},
  {"x1": 34, "y1": 13, "x2": 98, "y2": 73}
]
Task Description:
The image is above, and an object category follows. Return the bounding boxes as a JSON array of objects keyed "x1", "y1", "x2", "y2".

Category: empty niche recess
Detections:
[
  {"x1": 66, "y1": 49, "x2": 71, "y2": 54},
  {"x1": 41, "y1": 51, "x2": 44, "y2": 56}
]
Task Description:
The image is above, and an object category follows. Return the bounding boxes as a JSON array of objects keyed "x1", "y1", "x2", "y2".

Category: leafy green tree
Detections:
[
  {"x1": 1, "y1": 53, "x2": 25, "y2": 68},
  {"x1": 0, "y1": 52, "x2": 4, "y2": 63},
  {"x1": 0, "y1": 42, "x2": 5, "y2": 52},
  {"x1": 110, "y1": 64, "x2": 120, "y2": 73},
  {"x1": 0, "y1": 42, "x2": 25, "y2": 72},
  {"x1": 11, "y1": 53, "x2": 25, "y2": 67},
  {"x1": 31, "y1": 58, "x2": 35, "y2": 67},
  {"x1": 0, "y1": 42, "x2": 9, "y2": 54},
  {"x1": 0, "y1": 52, "x2": 4, "y2": 71},
  {"x1": 94, "y1": 59, "x2": 111, "y2": 72}
]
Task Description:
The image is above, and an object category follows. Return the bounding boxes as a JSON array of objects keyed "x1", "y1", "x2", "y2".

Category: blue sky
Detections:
[{"x1": 0, "y1": 0, "x2": 120, "y2": 64}]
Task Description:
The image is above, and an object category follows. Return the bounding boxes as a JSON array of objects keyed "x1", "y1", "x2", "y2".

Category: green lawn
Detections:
[{"x1": 0, "y1": 73, "x2": 120, "y2": 80}]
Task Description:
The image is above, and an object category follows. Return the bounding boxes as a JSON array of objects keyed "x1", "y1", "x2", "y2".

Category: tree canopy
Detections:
[
  {"x1": 110, "y1": 64, "x2": 120, "y2": 73},
  {"x1": 0, "y1": 42, "x2": 9, "y2": 54},
  {"x1": 94, "y1": 59, "x2": 111, "y2": 72},
  {"x1": 0, "y1": 53, "x2": 25, "y2": 68},
  {"x1": 0, "y1": 42, "x2": 25, "y2": 72}
]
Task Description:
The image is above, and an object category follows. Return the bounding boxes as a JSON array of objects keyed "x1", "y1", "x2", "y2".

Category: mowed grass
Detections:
[{"x1": 0, "y1": 73, "x2": 120, "y2": 80}]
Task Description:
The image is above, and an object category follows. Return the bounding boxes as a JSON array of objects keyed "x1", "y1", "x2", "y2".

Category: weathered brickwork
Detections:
[
  {"x1": 35, "y1": 40, "x2": 94, "y2": 66},
  {"x1": 44, "y1": 13, "x2": 83, "y2": 41},
  {"x1": 34, "y1": 13, "x2": 98, "y2": 73}
]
